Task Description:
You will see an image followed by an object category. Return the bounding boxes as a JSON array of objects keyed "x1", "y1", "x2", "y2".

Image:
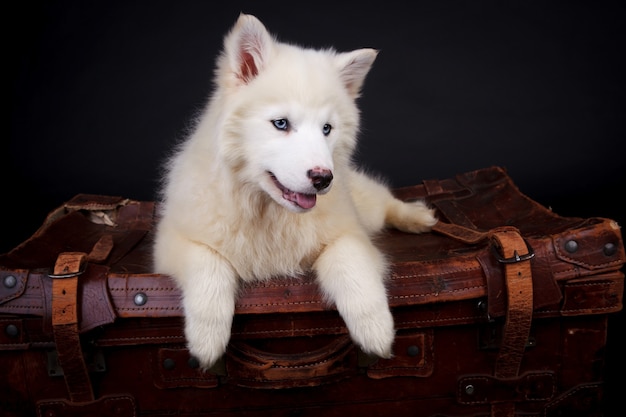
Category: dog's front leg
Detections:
[
  {"x1": 314, "y1": 233, "x2": 395, "y2": 358},
  {"x1": 176, "y1": 244, "x2": 239, "y2": 370}
]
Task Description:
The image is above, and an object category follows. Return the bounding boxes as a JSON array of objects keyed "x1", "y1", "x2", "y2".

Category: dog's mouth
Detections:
[{"x1": 269, "y1": 173, "x2": 317, "y2": 210}]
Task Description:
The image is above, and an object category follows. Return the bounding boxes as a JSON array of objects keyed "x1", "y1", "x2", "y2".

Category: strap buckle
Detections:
[
  {"x1": 48, "y1": 251, "x2": 88, "y2": 279},
  {"x1": 48, "y1": 263, "x2": 87, "y2": 279},
  {"x1": 491, "y1": 239, "x2": 535, "y2": 264}
]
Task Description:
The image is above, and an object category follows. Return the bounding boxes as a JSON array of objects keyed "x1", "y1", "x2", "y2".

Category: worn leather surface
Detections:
[{"x1": 0, "y1": 166, "x2": 623, "y2": 417}]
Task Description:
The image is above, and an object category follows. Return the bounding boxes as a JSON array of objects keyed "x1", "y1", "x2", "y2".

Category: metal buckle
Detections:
[
  {"x1": 48, "y1": 263, "x2": 87, "y2": 279},
  {"x1": 491, "y1": 239, "x2": 535, "y2": 264}
]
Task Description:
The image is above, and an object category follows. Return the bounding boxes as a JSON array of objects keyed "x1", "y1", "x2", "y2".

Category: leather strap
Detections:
[
  {"x1": 432, "y1": 220, "x2": 488, "y2": 245},
  {"x1": 489, "y1": 228, "x2": 534, "y2": 417},
  {"x1": 86, "y1": 234, "x2": 114, "y2": 263},
  {"x1": 433, "y1": 224, "x2": 534, "y2": 375},
  {"x1": 51, "y1": 252, "x2": 95, "y2": 403},
  {"x1": 433, "y1": 223, "x2": 534, "y2": 416}
]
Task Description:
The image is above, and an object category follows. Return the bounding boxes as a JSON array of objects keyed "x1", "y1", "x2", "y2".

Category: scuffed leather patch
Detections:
[
  {"x1": 367, "y1": 330, "x2": 434, "y2": 379},
  {"x1": 152, "y1": 347, "x2": 218, "y2": 389}
]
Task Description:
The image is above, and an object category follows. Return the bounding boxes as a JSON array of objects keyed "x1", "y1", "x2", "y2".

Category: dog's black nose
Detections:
[{"x1": 308, "y1": 168, "x2": 333, "y2": 191}]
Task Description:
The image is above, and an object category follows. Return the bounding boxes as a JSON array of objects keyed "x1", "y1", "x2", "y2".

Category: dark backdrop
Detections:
[{"x1": 5, "y1": 0, "x2": 625, "y2": 412}]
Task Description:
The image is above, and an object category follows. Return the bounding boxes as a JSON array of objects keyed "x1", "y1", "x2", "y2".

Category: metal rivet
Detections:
[
  {"x1": 564, "y1": 240, "x2": 578, "y2": 253},
  {"x1": 465, "y1": 384, "x2": 475, "y2": 395},
  {"x1": 133, "y1": 292, "x2": 147, "y2": 306},
  {"x1": 603, "y1": 242, "x2": 618, "y2": 256},
  {"x1": 477, "y1": 300, "x2": 487, "y2": 313},
  {"x1": 163, "y1": 358, "x2": 175, "y2": 370},
  {"x1": 3, "y1": 275, "x2": 17, "y2": 289},
  {"x1": 406, "y1": 345, "x2": 420, "y2": 357},
  {"x1": 188, "y1": 356, "x2": 200, "y2": 369},
  {"x1": 5, "y1": 324, "x2": 19, "y2": 337}
]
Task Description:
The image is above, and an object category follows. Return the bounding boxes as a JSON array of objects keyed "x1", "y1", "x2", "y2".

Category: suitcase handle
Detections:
[{"x1": 225, "y1": 335, "x2": 358, "y2": 388}]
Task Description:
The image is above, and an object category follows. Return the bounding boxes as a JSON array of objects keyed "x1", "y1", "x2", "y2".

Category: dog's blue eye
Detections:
[
  {"x1": 322, "y1": 123, "x2": 332, "y2": 136},
  {"x1": 272, "y1": 119, "x2": 289, "y2": 131}
]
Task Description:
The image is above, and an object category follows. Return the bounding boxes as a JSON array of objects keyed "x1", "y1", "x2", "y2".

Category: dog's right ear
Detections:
[{"x1": 222, "y1": 14, "x2": 275, "y2": 87}]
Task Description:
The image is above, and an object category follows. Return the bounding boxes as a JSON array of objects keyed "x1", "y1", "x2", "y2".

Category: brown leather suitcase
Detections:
[{"x1": 1, "y1": 166, "x2": 623, "y2": 417}]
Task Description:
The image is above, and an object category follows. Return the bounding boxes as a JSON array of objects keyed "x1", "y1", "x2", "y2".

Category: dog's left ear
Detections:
[
  {"x1": 336, "y1": 49, "x2": 378, "y2": 98},
  {"x1": 224, "y1": 13, "x2": 275, "y2": 86}
]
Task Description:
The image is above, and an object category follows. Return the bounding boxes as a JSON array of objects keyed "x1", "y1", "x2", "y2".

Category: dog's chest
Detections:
[{"x1": 218, "y1": 213, "x2": 321, "y2": 281}]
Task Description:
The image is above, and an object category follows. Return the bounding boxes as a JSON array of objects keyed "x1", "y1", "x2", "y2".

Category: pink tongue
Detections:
[
  {"x1": 284, "y1": 190, "x2": 317, "y2": 209},
  {"x1": 296, "y1": 193, "x2": 317, "y2": 209}
]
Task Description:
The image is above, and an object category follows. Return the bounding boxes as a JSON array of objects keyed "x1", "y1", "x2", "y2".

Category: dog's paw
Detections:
[
  {"x1": 388, "y1": 199, "x2": 438, "y2": 234},
  {"x1": 185, "y1": 315, "x2": 232, "y2": 369},
  {"x1": 345, "y1": 306, "x2": 395, "y2": 359}
]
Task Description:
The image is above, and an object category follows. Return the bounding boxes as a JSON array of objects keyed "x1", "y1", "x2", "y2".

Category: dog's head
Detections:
[{"x1": 214, "y1": 14, "x2": 377, "y2": 212}]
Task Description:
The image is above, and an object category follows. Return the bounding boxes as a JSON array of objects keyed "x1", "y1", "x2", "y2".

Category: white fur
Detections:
[{"x1": 154, "y1": 14, "x2": 437, "y2": 369}]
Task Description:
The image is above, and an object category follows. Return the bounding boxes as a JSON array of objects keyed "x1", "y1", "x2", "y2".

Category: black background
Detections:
[{"x1": 5, "y1": 0, "x2": 625, "y2": 413}]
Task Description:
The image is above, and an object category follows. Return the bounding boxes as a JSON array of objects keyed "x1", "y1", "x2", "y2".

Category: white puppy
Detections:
[{"x1": 154, "y1": 14, "x2": 437, "y2": 369}]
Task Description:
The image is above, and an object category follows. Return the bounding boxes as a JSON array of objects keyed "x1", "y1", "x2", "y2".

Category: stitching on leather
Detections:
[
  {"x1": 232, "y1": 326, "x2": 346, "y2": 336},
  {"x1": 544, "y1": 382, "x2": 601, "y2": 410},
  {"x1": 389, "y1": 284, "x2": 485, "y2": 300},
  {"x1": 396, "y1": 315, "x2": 485, "y2": 327},
  {"x1": 458, "y1": 372, "x2": 556, "y2": 404},
  {"x1": 237, "y1": 285, "x2": 485, "y2": 308},
  {"x1": 567, "y1": 281, "x2": 614, "y2": 289},
  {"x1": 236, "y1": 300, "x2": 323, "y2": 308},
  {"x1": 0, "y1": 277, "x2": 32, "y2": 304},
  {"x1": 103, "y1": 396, "x2": 137, "y2": 417},
  {"x1": 37, "y1": 395, "x2": 137, "y2": 417},
  {"x1": 117, "y1": 306, "x2": 182, "y2": 311},
  {"x1": 553, "y1": 267, "x2": 621, "y2": 280},
  {"x1": 555, "y1": 305, "x2": 618, "y2": 314},
  {"x1": 162, "y1": 375, "x2": 216, "y2": 383},
  {"x1": 536, "y1": 280, "x2": 620, "y2": 314},
  {"x1": 553, "y1": 268, "x2": 578, "y2": 278},
  {"x1": 391, "y1": 265, "x2": 482, "y2": 280},
  {"x1": 554, "y1": 238, "x2": 623, "y2": 269},
  {"x1": 457, "y1": 376, "x2": 491, "y2": 404},
  {"x1": 109, "y1": 287, "x2": 177, "y2": 292},
  {"x1": 97, "y1": 335, "x2": 184, "y2": 342},
  {"x1": 37, "y1": 401, "x2": 66, "y2": 416},
  {"x1": 0, "y1": 271, "x2": 25, "y2": 304},
  {"x1": 243, "y1": 280, "x2": 316, "y2": 289},
  {"x1": 0, "y1": 304, "x2": 44, "y2": 311}
]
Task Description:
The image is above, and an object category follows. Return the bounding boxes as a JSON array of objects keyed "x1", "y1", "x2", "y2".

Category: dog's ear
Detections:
[
  {"x1": 336, "y1": 49, "x2": 378, "y2": 98},
  {"x1": 223, "y1": 13, "x2": 274, "y2": 86}
]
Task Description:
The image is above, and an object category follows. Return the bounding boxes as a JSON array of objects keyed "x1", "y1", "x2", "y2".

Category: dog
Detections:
[{"x1": 153, "y1": 13, "x2": 437, "y2": 369}]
